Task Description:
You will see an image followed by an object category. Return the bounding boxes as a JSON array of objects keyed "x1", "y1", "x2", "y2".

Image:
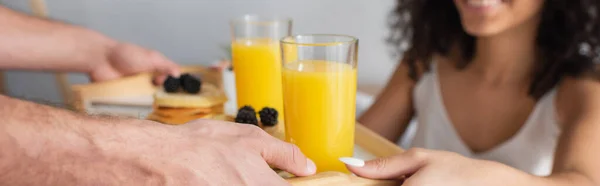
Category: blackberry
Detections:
[
  {"x1": 180, "y1": 73, "x2": 202, "y2": 94},
  {"x1": 163, "y1": 75, "x2": 180, "y2": 93},
  {"x1": 238, "y1": 105, "x2": 256, "y2": 113},
  {"x1": 258, "y1": 107, "x2": 278, "y2": 127},
  {"x1": 235, "y1": 109, "x2": 258, "y2": 126}
]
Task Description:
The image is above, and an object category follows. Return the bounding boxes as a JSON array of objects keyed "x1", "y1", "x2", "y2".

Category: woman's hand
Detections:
[
  {"x1": 342, "y1": 148, "x2": 542, "y2": 186},
  {"x1": 89, "y1": 42, "x2": 180, "y2": 84}
]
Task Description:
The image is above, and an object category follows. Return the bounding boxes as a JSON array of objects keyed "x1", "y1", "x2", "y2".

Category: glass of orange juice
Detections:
[
  {"x1": 230, "y1": 15, "x2": 291, "y2": 122},
  {"x1": 280, "y1": 34, "x2": 358, "y2": 173}
]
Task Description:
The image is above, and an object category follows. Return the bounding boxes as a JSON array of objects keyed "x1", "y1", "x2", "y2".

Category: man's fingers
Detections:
[
  {"x1": 155, "y1": 61, "x2": 180, "y2": 76},
  {"x1": 151, "y1": 59, "x2": 180, "y2": 85},
  {"x1": 343, "y1": 148, "x2": 430, "y2": 179},
  {"x1": 153, "y1": 74, "x2": 167, "y2": 85},
  {"x1": 149, "y1": 50, "x2": 180, "y2": 75},
  {"x1": 260, "y1": 140, "x2": 316, "y2": 177},
  {"x1": 89, "y1": 65, "x2": 121, "y2": 82},
  {"x1": 163, "y1": 61, "x2": 181, "y2": 77},
  {"x1": 187, "y1": 120, "x2": 316, "y2": 177}
]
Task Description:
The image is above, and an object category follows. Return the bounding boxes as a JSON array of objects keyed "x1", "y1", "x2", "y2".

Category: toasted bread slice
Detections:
[
  {"x1": 147, "y1": 112, "x2": 214, "y2": 125},
  {"x1": 152, "y1": 105, "x2": 224, "y2": 117},
  {"x1": 153, "y1": 107, "x2": 212, "y2": 117},
  {"x1": 153, "y1": 83, "x2": 227, "y2": 108}
]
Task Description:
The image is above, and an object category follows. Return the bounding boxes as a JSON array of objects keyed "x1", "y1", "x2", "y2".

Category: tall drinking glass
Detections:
[
  {"x1": 280, "y1": 34, "x2": 358, "y2": 173},
  {"x1": 230, "y1": 15, "x2": 291, "y2": 122}
]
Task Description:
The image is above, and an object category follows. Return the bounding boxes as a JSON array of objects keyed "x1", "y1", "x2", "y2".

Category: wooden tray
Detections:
[
  {"x1": 211, "y1": 116, "x2": 402, "y2": 185},
  {"x1": 286, "y1": 124, "x2": 402, "y2": 185},
  {"x1": 70, "y1": 71, "x2": 403, "y2": 185}
]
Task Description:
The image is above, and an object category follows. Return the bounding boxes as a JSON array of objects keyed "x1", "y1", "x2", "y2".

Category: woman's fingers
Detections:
[{"x1": 341, "y1": 148, "x2": 431, "y2": 179}]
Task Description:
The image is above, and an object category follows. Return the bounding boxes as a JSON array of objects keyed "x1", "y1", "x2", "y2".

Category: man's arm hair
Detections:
[
  {"x1": 0, "y1": 95, "x2": 161, "y2": 185},
  {"x1": 0, "y1": 6, "x2": 117, "y2": 73}
]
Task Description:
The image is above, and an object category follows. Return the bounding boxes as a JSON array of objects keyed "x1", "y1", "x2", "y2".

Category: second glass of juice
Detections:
[
  {"x1": 281, "y1": 34, "x2": 358, "y2": 173},
  {"x1": 230, "y1": 15, "x2": 291, "y2": 122}
]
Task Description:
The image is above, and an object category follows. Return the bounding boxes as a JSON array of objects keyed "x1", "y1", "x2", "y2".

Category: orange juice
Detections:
[
  {"x1": 231, "y1": 39, "x2": 284, "y2": 121},
  {"x1": 282, "y1": 60, "x2": 357, "y2": 173}
]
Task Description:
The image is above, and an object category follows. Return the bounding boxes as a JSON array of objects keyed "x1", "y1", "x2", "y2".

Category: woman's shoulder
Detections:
[{"x1": 555, "y1": 75, "x2": 600, "y2": 127}]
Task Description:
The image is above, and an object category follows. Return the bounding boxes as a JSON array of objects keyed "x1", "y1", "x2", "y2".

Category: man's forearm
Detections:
[
  {"x1": 0, "y1": 95, "x2": 161, "y2": 185},
  {"x1": 0, "y1": 6, "x2": 117, "y2": 72}
]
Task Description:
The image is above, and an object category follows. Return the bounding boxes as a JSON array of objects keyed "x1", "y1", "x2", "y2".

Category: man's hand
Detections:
[
  {"x1": 0, "y1": 95, "x2": 316, "y2": 185},
  {"x1": 89, "y1": 42, "x2": 180, "y2": 84},
  {"x1": 103, "y1": 119, "x2": 317, "y2": 186},
  {"x1": 0, "y1": 6, "x2": 179, "y2": 84}
]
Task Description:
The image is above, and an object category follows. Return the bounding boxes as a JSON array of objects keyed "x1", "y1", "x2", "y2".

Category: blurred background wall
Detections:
[{"x1": 0, "y1": 0, "x2": 398, "y2": 103}]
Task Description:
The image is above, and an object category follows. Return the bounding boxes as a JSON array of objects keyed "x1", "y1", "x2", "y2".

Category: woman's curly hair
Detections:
[{"x1": 389, "y1": 0, "x2": 600, "y2": 99}]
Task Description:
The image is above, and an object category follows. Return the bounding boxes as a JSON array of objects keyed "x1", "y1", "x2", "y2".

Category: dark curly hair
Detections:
[{"x1": 389, "y1": 0, "x2": 600, "y2": 99}]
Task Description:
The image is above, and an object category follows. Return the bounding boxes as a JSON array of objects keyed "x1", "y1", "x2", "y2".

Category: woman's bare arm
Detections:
[
  {"x1": 549, "y1": 76, "x2": 600, "y2": 185},
  {"x1": 358, "y1": 60, "x2": 417, "y2": 142}
]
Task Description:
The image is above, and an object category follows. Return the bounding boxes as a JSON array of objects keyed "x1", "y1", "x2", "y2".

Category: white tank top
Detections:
[{"x1": 410, "y1": 63, "x2": 561, "y2": 176}]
